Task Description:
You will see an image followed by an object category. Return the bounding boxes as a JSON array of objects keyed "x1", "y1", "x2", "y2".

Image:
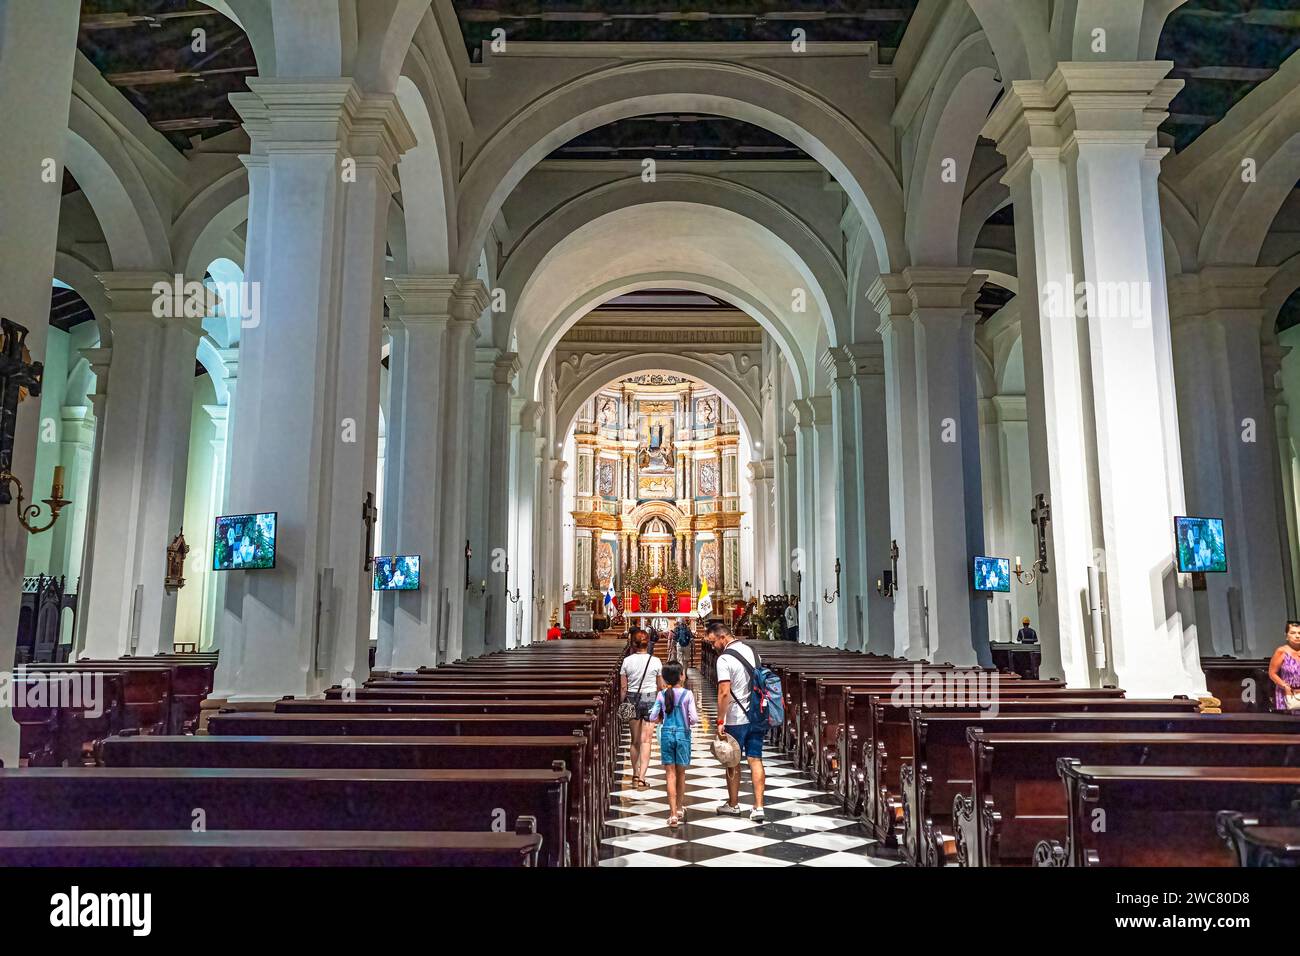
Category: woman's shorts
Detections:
[{"x1": 627, "y1": 693, "x2": 656, "y2": 720}]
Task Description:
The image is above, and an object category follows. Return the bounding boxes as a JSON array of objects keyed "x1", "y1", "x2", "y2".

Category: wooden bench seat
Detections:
[
  {"x1": 959, "y1": 730, "x2": 1300, "y2": 867},
  {"x1": 869, "y1": 697, "x2": 1203, "y2": 844},
  {"x1": 0, "y1": 827, "x2": 543, "y2": 867},
  {"x1": 0, "y1": 765, "x2": 573, "y2": 867},
  {"x1": 1039, "y1": 763, "x2": 1300, "y2": 866},
  {"x1": 1216, "y1": 810, "x2": 1300, "y2": 867},
  {"x1": 98, "y1": 732, "x2": 597, "y2": 866}
]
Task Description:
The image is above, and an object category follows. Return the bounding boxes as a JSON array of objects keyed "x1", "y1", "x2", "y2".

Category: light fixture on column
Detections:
[
  {"x1": 876, "y1": 540, "x2": 899, "y2": 598},
  {"x1": 822, "y1": 559, "x2": 841, "y2": 603},
  {"x1": 361, "y1": 492, "x2": 378, "y2": 571},
  {"x1": 1014, "y1": 493, "x2": 1052, "y2": 585},
  {"x1": 531, "y1": 569, "x2": 543, "y2": 603},
  {"x1": 0, "y1": 318, "x2": 68, "y2": 535},
  {"x1": 164, "y1": 528, "x2": 189, "y2": 593},
  {"x1": 504, "y1": 556, "x2": 520, "y2": 604},
  {"x1": 464, "y1": 540, "x2": 472, "y2": 591},
  {"x1": 0, "y1": 464, "x2": 70, "y2": 536}
]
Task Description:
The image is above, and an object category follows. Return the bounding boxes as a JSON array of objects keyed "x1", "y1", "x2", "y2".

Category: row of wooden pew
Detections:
[
  {"x1": 1, "y1": 641, "x2": 626, "y2": 867},
  {"x1": 703, "y1": 640, "x2": 1300, "y2": 867},
  {"x1": 11, "y1": 652, "x2": 218, "y2": 766}
]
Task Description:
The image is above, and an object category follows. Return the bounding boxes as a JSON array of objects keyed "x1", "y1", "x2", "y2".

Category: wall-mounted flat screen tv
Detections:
[
  {"x1": 1175, "y1": 516, "x2": 1227, "y2": 573},
  {"x1": 374, "y1": 555, "x2": 420, "y2": 591},
  {"x1": 213, "y1": 512, "x2": 277, "y2": 571},
  {"x1": 972, "y1": 556, "x2": 1011, "y2": 593}
]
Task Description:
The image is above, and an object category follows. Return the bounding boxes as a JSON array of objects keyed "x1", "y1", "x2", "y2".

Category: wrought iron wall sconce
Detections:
[
  {"x1": 822, "y1": 558, "x2": 841, "y2": 603},
  {"x1": 1, "y1": 465, "x2": 70, "y2": 535},
  {"x1": 464, "y1": 539, "x2": 472, "y2": 590},
  {"x1": 361, "y1": 492, "x2": 378, "y2": 572},
  {"x1": 876, "y1": 540, "x2": 900, "y2": 598},
  {"x1": 164, "y1": 527, "x2": 189, "y2": 593},
  {"x1": 504, "y1": 556, "x2": 520, "y2": 604},
  {"x1": 1014, "y1": 493, "x2": 1052, "y2": 585}
]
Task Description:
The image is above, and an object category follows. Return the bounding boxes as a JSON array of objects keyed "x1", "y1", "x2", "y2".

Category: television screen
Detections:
[
  {"x1": 1175, "y1": 516, "x2": 1227, "y2": 573},
  {"x1": 972, "y1": 556, "x2": 1011, "y2": 593},
  {"x1": 213, "y1": 512, "x2": 277, "y2": 571},
  {"x1": 373, "y1": 555, "x2": 420, "y2": 591}
]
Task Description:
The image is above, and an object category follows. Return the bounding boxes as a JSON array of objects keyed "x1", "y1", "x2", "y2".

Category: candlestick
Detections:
[{"x1": 51, "y1": 465, "x2": 65, "y2": 498}]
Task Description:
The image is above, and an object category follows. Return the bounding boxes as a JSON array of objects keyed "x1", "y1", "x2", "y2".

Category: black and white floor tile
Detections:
[{"x1": 599, "y1": 669, "x2": 902, "y2": 867}]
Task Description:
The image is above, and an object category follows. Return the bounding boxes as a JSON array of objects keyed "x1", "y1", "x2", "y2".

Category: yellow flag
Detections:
[{"x1": 697, "y1": 577, "x2": 713, "y2": 619}]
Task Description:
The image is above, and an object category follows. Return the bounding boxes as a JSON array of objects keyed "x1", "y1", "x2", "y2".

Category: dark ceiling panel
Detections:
[
  {"x1": 453, "y1": 1, "x2": 918, "y2": 60},
  {"x1": 549, "y1": 113, "x2": 808, "y2": 160},
  {"x1": 49, "y1": 286, "x2": 95, "y2": 333},
  {"x1": 77, "y1": 0, "x2": 255, "y2": 152},
  {"x1": 1158, "y1": 0, "x2": 1300, "y2": 152}
]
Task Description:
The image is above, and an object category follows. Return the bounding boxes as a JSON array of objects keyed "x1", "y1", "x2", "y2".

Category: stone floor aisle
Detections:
[{"x1": 599, "y1": 666, "x2": 902, "y2": 866}]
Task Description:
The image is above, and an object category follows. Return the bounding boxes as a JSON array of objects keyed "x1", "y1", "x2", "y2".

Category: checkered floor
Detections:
[{"x1": 599, "y1": 668, "x2": 902, "y2": 867}]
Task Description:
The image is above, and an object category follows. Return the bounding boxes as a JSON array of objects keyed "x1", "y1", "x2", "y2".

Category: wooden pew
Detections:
[
  {"x1": 0, "y1": 827, "x2": 544, "y2": 867},
  {"x1": 0, "y1": 765, "x2": 573, "y2": 867},
  {"x1": 1038, "y1": 762, "x2": 1300, "y2": 866},
  {"x1": 867, "y1": 693, "x2": 1187, "y2": 840},
  {"x1": 959, "y1": 727, "x2": 1300, "y2": 866},
  {"x1": 875, "y1": 697, "x2": 1202, "y2": 847},
  {"x1": 98, "y1": 732, "x2": 597, "y2": 867},
  {"x1": 1200, "y1": 656, "x2": 1273, "y2": 712},
  {"x1": 1216, "y1": 810, "x2": 1300, "y2": 867}
]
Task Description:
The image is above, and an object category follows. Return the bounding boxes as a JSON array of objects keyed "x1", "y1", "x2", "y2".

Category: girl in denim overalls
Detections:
[{"x1": 650, "y1": 661, "x2": 698, "y2": 828}]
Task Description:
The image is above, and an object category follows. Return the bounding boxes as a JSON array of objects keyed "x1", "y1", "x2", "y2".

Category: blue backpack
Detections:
[{"x1": 722, "y1": 647, "x2": 785, "y2": 728}]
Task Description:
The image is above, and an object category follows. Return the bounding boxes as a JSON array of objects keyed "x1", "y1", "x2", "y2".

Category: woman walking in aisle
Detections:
[{"x1": 620, "y1": 629, "x2": 664, "y2": 790}]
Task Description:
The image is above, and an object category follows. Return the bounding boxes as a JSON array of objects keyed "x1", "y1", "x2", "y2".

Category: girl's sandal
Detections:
[{"x1": 634, "y1": 778, "x2": 648, "y2": 791}]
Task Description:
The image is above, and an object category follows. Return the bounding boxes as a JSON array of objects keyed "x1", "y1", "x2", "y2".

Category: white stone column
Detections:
[
  {"x1": 777, "y1": 432, "x2": 797, "y2": 596},
  {"x1": 991, "y1": 395, "x2": 1036, "y2": 640},
  {"x1": 50, "y1": 406, "x2": 96, "y2": 589},
  {"x1": 212, "y1": 80, "x2": 413, "y2": 702},
  {"x1": 870, "y1": 269, "x2": 988, "y2": 664},
  {"x1": 464, "y1": 348, "x2": 518, "y2": 658},
  {"x1": 435, "y1": 285, "x2": 487, "y2": 661},
  {"x1": 0, "y1": 0, "x2": 81, "y2": 766},
  {"x1": 198, "y1": 403, "x2": 228, "y2": 651},
  {"x1": 1171, "y1": 268, "x2": 1288, "y2": 657},
  {"x1": 847, "y1": 342, "x2": 895, "y2": 655},
  {"x1": 809, "y1": 395, "x2": 842, "y2": 647},
  {"x1": 79, "y1": 273, "x2": 201, "y2": 659},
  {"x1": 1273, "y1": 384, "x2": 1300, "y2": 615},
  {"x1": 747, "y1": 459, "x2": 775, "y2": 595},
  {"x1": 985, "y1": 62, "x2": 1203, "y2": 696},
  {"x1": 378, "y1": 276, "x2": 483, "y2": 669},
  {"x1": 788, "y1": 401, "x2": 818, "y2": 639},
  {"x1": 824, "y1": 349, "x2": 865, "y2": 649}
]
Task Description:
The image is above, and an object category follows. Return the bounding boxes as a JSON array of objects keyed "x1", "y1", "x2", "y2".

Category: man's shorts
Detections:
[
  {"x1": 724, "y1": 722, "x2": 766, "y2": 759},
  {"x1": 659, "y1": 725, "x2": 692, "y2": 766}
]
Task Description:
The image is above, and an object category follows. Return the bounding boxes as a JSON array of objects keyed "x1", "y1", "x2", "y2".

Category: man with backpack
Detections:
[{"x1": 711, "y1": 624, "x2": 767, "y2": 822}]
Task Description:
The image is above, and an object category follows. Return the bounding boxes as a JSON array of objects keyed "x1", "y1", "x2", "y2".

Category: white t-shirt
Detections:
[
  {"x1": 716, "y1": 640, "x2": 756, "y2": 726},
  {"x1": 621, "y1": 652, "x2": 662, "y2": 697}
]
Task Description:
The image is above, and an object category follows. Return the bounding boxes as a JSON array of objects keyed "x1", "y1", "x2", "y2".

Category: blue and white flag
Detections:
[{"x1": 604, "y1": 581, "x2": 616, "y2": 610}]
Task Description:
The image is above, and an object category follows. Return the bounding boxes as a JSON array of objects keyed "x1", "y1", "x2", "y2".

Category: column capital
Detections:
[
  {"x1": 990, "y1": 394, "x2": 1028, "y2": 423},
  {"x1": 385, "y1": 275, "x2": 488, "y2": 326},
  {"x1": 234, "y1": 79, "x2": 416, "y2": 193},
  {"x1": 95, "y1": 272, "x2": 203, "y2": 337},
  {"x1": 809, "y1": 395, "x2": 834, "y2": 426},
  {"x1": 747, "y1": 458, "x2": 775, "y2": 482},
  {"x1": 984, "y1": 61, "x2": 1180, "y2": 179},
  {"x1": 869, "y1": 268, "x2": 983, "y2": 332},
  {"x1": 1169, "y1": 266, "x2": 1276, "y2": 326},
  {"x1": 788, "y1": 399, "x2": 815, "y2": 429},
  {"x1": 845, "y1": 341, "x2": 885, "y2": 376},
  {"x1": 820, "y1": 346, "x2": 857, "y2": 383}
]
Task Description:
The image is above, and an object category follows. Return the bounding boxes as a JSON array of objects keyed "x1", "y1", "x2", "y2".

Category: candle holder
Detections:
[
  {"x1": 1014, "y1": 494, "x2": 1052, "y2": 584},
  {"x1": 822, "y1": 558, "x2": 841, "y2": 603},
  {"x1": 0, "y1": 466, "x2": 70, "y2": 535},
  {"x1": 876, "y1": 540, "x2": 900, "y2": 598},
  {"x1": 504, "y1": 556, "x2": 521, "y2": 604}
]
